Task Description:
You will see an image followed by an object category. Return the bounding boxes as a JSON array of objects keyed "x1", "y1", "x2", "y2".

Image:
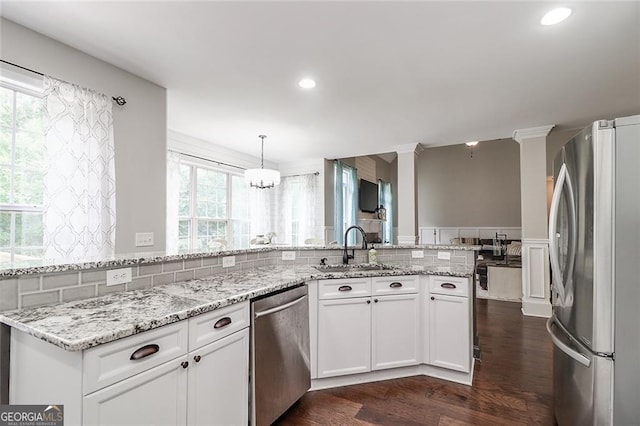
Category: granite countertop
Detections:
[
  {"x1": 0, "y1": 244, "x2": 480, "y2": 278},
  {"x1": 0, "y1": 264, "x2": 474, "y2": 351}
]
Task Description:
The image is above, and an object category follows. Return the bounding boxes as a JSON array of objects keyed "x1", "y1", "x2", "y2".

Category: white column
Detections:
[
  {"x1": 395, "y1": 143, "x2": 421, "y2": 245},
  {"x1": 513, "y1": 125, "x2": 554, "y2": 317}
]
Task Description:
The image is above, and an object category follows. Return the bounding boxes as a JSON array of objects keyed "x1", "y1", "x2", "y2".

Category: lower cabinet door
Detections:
[
  {"x1": 371, "y1": 293, "x2": 420, "y2": 370},
  {"x1": 187, "y1": 328, "x2": 249, "y2": 426},
  {"x1": 83, "y1": 356, "x2": 188, "y2": 426},
  {"x1": 317, "y1": 297, "x2": 371, "y2": 378},
  {"x1": 428, "y1": 294, "x2": 470, "y2": 372}
]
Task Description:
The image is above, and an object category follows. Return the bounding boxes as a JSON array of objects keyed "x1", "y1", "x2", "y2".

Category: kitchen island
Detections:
[{"x1": 0, "y1": 245, "x2": 477, "y2": 425}]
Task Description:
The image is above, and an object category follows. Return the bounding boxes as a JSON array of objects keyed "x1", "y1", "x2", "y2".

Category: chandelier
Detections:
[{"x1": 244, "y1": 135, "x2": 281, "y2": 189}]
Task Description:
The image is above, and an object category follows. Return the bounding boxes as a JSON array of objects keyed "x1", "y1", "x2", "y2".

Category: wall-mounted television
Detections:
[{"x1": 359, "y1": 179, "x2": 379, "y2": 213}]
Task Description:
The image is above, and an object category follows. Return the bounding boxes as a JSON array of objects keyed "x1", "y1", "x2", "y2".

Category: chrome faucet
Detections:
[{"x1": 343, "y1": 225, "x2": 368, "y2": 264}]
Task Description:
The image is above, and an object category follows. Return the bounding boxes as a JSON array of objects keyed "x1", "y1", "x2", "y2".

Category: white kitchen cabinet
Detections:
[
  {"x1": 371, "y1": 293, "x2": 421, "y2": 370},
  {"x1": 317, "y1": 296, "x2": 371, "y2": 378},
  {"x1": 83, "y1": 355, "x2": 189, "y2": 426},
  {"x1": 10, "y1": 301, "x2": 250, "y2": 426},
  {"x1": 428, "y1": 293, "x2": 470, "y2": 372},
  {"x1": 316, "y1": 276, "x2": 421, "y2": 378},
  {"x1": 187, "y1": 328, "x2": 249, "y2": 426}
]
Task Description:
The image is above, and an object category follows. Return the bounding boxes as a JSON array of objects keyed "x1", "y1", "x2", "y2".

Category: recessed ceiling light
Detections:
[
  {"x1": 298, "y1": 78, "x2": 316, "y2": 89},
  {"x1": 465, "y1": 141, "x2": 479, "y2": 147},
  {"x1": 541, "y1": 7, "x2": 572, "y2": 26}
]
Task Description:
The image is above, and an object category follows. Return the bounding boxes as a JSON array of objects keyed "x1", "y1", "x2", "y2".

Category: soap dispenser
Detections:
[{"x1": 368, "y1": 244, "x2": 378, "y2": 264}]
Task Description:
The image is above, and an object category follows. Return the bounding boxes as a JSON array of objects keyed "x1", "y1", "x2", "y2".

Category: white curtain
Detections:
[
  {"x1": 379, "y1": 179, "x2": 393, "y2": 244},
  {"x1": 42, "y1": 76, "x2": 116, "y2": 260},
  {"x1": 166, "y1": 151, "x2": 181, "y2": 253},
  {"x1": 249, "y1": 173, "x2": 321, "y2": 245}
]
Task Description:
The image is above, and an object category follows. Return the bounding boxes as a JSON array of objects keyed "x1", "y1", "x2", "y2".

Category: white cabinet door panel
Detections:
[
  {"x1": 372, "y1": 294, "x2": 420, "y2": 370},
  {"x1": 187, "y1": 328, "x2": 249, "y2": 426},
  {"x1": 317, "y1": 297, "x2": 371, "y2": 378},
  {"x1": 428, "y1": 294, "x2": 470, "y2": 372},
  {"x1": 83, "y1": 356, "x2": 188, "y2": 426}
]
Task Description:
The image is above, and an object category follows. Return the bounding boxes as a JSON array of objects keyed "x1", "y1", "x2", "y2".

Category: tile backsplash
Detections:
[{"x1": 0, "y1": 247, "x2": 476, "y2": 311}]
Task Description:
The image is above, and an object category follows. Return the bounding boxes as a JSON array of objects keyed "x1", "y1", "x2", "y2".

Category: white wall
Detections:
[
  {"x1": 1, "y1": 18, "x2": 167, "y2": 255},
  {"x1": 417, "y1": 138, "x2": 521, "y2": 228}
]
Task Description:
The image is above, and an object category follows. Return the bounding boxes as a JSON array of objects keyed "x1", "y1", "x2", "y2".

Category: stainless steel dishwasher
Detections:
[{"x1": 251, "y1": 284, "x2": 310, "y2": 426}]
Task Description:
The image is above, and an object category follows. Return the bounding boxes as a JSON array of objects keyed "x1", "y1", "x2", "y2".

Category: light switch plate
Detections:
[
  {"x1": 222, "y1": 256, "x2": 235, "y2": 268},
  {"x1": 107, "y1": 268, "x2": 132, "y2": 286},
  {"x1": 282, "y1": 251, "x2": 296, "y2": 261},
  {"x1": 411, "y1": 250, "x2": 424, "y2": 259},
  {"x1": 135, "y1": 232, "x2": 154, "y2": 247},
  {"x1": 437, "y1": 251, "x2": 451, "y2": 260}
]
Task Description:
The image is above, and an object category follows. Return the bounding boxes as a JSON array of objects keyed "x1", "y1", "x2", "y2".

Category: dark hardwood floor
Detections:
[{"x1": 276, "y1": 298, "x2": 554, "y2": 425}]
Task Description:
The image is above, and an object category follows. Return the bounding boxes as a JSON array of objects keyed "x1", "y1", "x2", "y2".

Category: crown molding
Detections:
[
  {"x1": 512, "y1": 125, "x2": 555, "y2": 143},
  {"x1": 395, "y1": 143, "x2": 424, "y2": 155}
]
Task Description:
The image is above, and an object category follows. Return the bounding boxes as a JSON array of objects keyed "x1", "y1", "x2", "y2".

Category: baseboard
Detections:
[
  {"x1": 310, "y1": 362, "x2": 474, "y2": 391},
  {"x1": 522, "y1": 298, "x2": 552, "y2": 317}
]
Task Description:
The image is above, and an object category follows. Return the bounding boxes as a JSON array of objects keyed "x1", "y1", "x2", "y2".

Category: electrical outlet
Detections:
[
  {"x1": 222, "y1": 256, "x2": 235, "y2": 268},
  {"x1": 411, "y1": 250, "x2": 424, "y2": 259},
  {"x1": 107, "y1": 268, "x2": 132, "y2": 286},
  {"x1": 437, "y1": 251, "x2": 451, "y2": 260},
  {"x1": 282, "y1": 251, "x2": 296, "y2": 261},
  {"x1": 135, "y1": 232, "x2": 154, "y2": 247}
]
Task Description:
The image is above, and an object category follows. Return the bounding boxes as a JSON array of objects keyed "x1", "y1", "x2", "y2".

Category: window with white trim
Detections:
[
  {"x1": 0, "y1": 81, "x2": 45, "y2": 262},
  {"x1": 177, "y1": 160, "x2": 250, "y2": 251}
]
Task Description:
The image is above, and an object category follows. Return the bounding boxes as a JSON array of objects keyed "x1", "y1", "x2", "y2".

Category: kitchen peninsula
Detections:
[{"x1": 0, "y1": 244, "x2": 478, "y2": 425}]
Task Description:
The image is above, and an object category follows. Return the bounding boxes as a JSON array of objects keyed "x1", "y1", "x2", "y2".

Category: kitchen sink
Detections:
[{"x1": 313, "y1": 264, "x2": 395, "y2": 273}]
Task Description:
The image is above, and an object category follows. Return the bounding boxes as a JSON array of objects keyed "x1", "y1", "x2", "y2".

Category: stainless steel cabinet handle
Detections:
[
  {"x1": 181, "y1": 361, "x2": 189, "y2": 369},
  {"x1": 389, "y1": 282, "x2": 402, "y2": 288},
  {"x1": 338, "y1": 285, "x2": 352, "y2": 292},
  {"x1": 129, "y1": 344, "x2": 159, "y2": 361},
  {"x1": 194, "y1": 355, "x2": 201, "y2": 363},
  {"x1": 546, "y1": 316, "x2": 591, "y2": 367},
  {"x1": 440, "y1": 283, "x2": 456, "y2": 289},
  {"x1": 254, "y1": 295, "x2": 307, "y2": 319},
  {"x1": 214, "y1": 317, "x2": 232, "y2": 329}
]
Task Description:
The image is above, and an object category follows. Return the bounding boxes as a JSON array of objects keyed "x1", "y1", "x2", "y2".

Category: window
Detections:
[
  {"x1": 0, "y1": 82, "x2": 45, "y2": 263},
  {"x1": 177, "y1": 160, "x2": 249, "y2": 251},
  {"x1": 378, "y1": 179, "x2": 393, "y2": 244}
]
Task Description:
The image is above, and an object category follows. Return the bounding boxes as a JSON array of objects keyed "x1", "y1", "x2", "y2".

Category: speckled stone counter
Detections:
[{"x1": 0, "y1": 264, "x2": 474, "y2": 351}]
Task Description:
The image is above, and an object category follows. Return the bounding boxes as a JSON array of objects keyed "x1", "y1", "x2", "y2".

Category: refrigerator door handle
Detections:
[
  {"x1": 549, "y1": 163, "x2": 568, "y2": 302},
  {"x1": 546, "y1": 316, "x2": 591, "y2": 367}
]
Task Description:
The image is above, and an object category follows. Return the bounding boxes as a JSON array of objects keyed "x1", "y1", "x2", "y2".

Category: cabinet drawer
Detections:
[
  {"x1": 188, "y1": 301, "x2": 249, "y2": 351},
  {"x1": 372, "y1": 275, "x2": 418, "y2": 295},
  {"x1": 429, "y1": 275, "x2": 469, "y2": 297},
  {"x1": 318, "y1": 278, "x2": 371, "y2": 300},
  {"x1": 83, "y1": 321, "x2": 188, "y2": 395}
]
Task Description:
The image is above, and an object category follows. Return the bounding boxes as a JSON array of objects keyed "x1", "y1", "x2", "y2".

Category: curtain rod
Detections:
[
  {"x1": 0, "y1": 59, "x2": 127, "y2": 106},
  {"x1": 170, "y1": 150, "x2": 319, "y2": 177}
]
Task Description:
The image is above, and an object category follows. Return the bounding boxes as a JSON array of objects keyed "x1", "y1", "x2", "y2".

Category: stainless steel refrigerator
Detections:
[{"x1": 547, "y1": 115, "x2": 640, "y2": 425}]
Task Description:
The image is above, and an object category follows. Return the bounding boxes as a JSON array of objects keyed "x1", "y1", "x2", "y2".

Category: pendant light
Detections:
[{"x1": 244, "y1": 135, "x2": 281, "y2": 189}]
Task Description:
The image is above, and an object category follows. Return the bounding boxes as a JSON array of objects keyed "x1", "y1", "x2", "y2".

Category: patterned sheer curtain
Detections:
[
  {"x1": 378, "y1": 179, "x2": 393, "y2": 244},
  {"x1": 42, "y1": 76, "x2": 116, "y2": 260}
]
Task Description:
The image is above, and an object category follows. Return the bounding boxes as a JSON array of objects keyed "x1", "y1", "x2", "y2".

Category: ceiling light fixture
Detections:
[
  {"x1": 298, "y1": 78, "x2": 316, "y2": 89},
  {"x1": 541, "y1": 7, "x2": 572, "y2": 26},
  {"x1": 244, "y1": 135, "x2": 281, "y2": 189}
]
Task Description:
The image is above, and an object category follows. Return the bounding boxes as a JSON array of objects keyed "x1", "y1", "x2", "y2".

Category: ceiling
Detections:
[{"x1": 1, "y1": 1, "x2": 639, "y2": 163}]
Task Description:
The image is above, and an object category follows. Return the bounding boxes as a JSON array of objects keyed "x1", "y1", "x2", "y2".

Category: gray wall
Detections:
[
  {"x1": 1, "y1": 18, "x2": 167, "y2": 254},
  {"x1": 417, "y1": 138, "x2": 521, "y2": 227}
]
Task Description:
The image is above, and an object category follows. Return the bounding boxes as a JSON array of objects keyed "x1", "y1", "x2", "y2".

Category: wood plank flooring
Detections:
[{"x1": 276, "y1": 299, "x2": 553, "y2": 425}]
